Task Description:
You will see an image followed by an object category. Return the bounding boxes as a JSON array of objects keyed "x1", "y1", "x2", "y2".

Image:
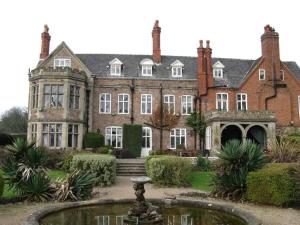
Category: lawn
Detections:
[
  {"x1": 187, "y1": 171, "x2": 215, "y2": 192},
  {"x1": 0, "y1": 169, "x2": 67, "y2": 199}
]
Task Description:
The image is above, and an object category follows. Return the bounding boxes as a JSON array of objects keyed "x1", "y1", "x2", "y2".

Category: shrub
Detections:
[
  {"x1": 246, "y1": 163, "x2": 297, "y2": 206},
  {"x1": 45, "y1": 148, "x2": 68, "y2": 169},
  {"x1": 0, "y1": 172, "x2": 4, "y2": 198},
  {"x1": 0, "y1": 133, "x2": 13, "y2": 146},
  {"x1": 197, "y1": 156, "x2": 212, "y2": 171},
  {"x1": 83, "y1": 132, "x2": 104, "y2": 148},
  {"x1": 95, "y1": 146, "x2": 113, "y2": 154},
  {"x1": 123, "y1": 124, "x2": 142, "y2": 158},
  {"x1": 70, "y1": 154, "x2": 116, "y2": 187},
  {"x1": 269, "y1": 136, "x2": 300, "y2": 163},
  {"x1": 146, "y1": 156, "x2": 192, "y2": 186},
  {"x1": 212, "y1": 139, "x2": 267, "y2": 200}
]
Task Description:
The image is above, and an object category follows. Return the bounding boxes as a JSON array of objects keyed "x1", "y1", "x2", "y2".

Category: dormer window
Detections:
[
  {"x1": 109, "y1": 58, "x2": 123, "y2": 76},
  {"x1": 54, "y1": 58, "x2": 71, "y2": 68},
  {"x1": 171, "y1": 60, "x2": 184, "y2": 77},
  {"x1": 259, "y1": 69, "x2": 265, "y2": 80},
  {"x1": 213, "y1": 61, "x2": 225, "y2": 78},
  {"x1": 140, "y1": 59, "x2": 154, "y2": 76}
]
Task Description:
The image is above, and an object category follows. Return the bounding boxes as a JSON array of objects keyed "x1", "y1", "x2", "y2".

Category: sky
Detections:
[{"x1": 0, "y1": 0, "x2": 300, "y2": 115}]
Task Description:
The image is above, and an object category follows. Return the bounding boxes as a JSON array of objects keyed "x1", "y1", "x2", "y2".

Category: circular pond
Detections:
[{"x1": 33, "y1": 199, "x2": 260, "y2": 225}]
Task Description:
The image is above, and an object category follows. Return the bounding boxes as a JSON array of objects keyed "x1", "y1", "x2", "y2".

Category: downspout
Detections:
[
  {"x1": 159, "y1": 83, "x2": 163, "y2": 150},
  {"x1": 130, "y1": 79, "x2": 135, "y2": 124}
]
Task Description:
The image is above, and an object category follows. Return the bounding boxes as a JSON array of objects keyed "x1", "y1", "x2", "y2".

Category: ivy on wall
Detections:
[{"x1": 123, "y1": 124, "x2": 142, "y2": 158}]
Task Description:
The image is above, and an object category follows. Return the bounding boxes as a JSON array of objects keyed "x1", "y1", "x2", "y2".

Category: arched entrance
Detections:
[
  {"x1": 221, "y1": 125, "x2": 242, "y2": 147},
  {"x1": 246, "y1": 125, "x2": 266, "y2": 149}
]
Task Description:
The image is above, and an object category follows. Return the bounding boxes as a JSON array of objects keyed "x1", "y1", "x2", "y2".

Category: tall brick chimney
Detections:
[
  {"x1": 40, "y1": 24, "x2": 51, "y2": 60},
  {"x1": 152, "y1": 20, "x2": 161, "y2": 64},
  {"x1": 205, "y1": 40, "x2": 213, "y2": 88},
  {"x1": 261, "y1": 25, "x2": 281, "y2": 80}
]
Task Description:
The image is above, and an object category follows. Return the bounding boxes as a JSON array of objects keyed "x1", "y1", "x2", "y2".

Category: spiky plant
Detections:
[
  {"x1": 5, "y1": 138, "x2": 35, "y2": 161},
  {"x1": 212, "y1": 139, "x2": 267, "y2": 200}
]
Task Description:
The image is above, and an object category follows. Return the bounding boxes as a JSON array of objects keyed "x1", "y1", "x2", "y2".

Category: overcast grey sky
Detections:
[{"x1": 0, "y1": 0, "x2": 299, "y2": 114}]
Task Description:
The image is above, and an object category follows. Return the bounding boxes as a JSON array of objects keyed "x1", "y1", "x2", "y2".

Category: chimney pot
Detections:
[
  {"x1": 206, "y1": 40, "x2": 210, "y2": 48},
  {"x1": 199, "y1": 40, "x2": 203, "y2": 48},
  {"x1": 40, "y1": 24, "x2": 51, "y2": 60}
]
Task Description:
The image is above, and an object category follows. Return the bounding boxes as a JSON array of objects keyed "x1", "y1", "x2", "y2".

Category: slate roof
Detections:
[{"x1": 76, "y1": 54, "x2": 300, "y2": 88}]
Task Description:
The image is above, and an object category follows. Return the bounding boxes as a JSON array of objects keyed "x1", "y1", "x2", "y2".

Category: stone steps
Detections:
[{"x1": 116, "y1": 159, "x2": 146, "y2": 176}]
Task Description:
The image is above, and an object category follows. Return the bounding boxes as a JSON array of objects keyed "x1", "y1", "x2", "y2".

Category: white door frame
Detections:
[{"x1": 141, "y1": 127, "x2": 152, "y2": 157}]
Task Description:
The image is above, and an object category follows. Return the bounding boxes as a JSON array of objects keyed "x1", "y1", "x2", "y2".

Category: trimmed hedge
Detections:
[
  {"x1": 123, "y1": 124, "x2": 142, "y2": 158},
  {"x1": 83, "y1": 132, "x2": 104, "y2": 148},
  {"x1": 70, "y1": 154, "x2": 116, "y2": 187},
  {"x1": 246, "y1": 163, "x2": 297, "y2": 206},
  {"x1": 0, "y1": 172, "x2": 4, "y2": 198},
  {"x1": 146, "y1": 155, "x2": 192, "y2": 186}
]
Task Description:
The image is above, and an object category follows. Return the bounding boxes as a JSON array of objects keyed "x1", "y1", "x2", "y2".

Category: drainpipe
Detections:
[
  {"x1": 159, "y1": 83, "x2": 163, "y2": 150},
  {"x1": 130, "y1": 79, "x2": 135, "y2": 124}
]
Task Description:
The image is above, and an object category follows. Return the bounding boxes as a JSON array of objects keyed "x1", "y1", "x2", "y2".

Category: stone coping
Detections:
[{"x1": 22, "y1": 198, "x2": 262, "y2": 225}]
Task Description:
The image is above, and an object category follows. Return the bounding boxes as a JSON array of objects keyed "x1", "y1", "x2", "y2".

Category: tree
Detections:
[
  {"x1": 0, "y1": 107, "x2": 28, "y2": 133},
  {"x1": 186, "y1": 111, "x2": 206, "y2": 152}
]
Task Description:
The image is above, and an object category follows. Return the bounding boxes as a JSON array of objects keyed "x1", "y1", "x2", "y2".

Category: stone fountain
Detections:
[{"x1": 123, "y1": 176, "x2": 163, "y2": 225}]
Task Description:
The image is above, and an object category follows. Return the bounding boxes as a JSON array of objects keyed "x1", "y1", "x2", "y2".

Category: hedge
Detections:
[
  {"x1": 0, "y1": 172, "x2": 4, "y2": 198},
  {"x1": 0, "y1": 133, "x2": 13, "y2": 146},
  {"x1": 83, "y1": 132, "x2": 104, "y2": 148},
  {"x1": 146, "y1": 155, "x2": 192, "y2": 186},
  {"x1": 123, "y1": 124, "x2": 142, "y2": 158},
  {"x1": 70, "y1": 154, "x2": 116, "y2": 187},
  {"x1": 246, "y1": 163, "x2": 298, "y2": 206}
]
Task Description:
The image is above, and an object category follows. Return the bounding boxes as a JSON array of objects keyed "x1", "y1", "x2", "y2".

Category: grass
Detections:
[
  {"x1": 0, "y1": 169, "x2": 67, "y2": 199},
  {"x1": 187, "y1": 171, "x2": 215, "y2": 192}
]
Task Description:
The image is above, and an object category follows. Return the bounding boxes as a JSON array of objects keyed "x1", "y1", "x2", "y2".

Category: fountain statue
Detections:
[{"x1": 123, "y1": 176, "x2": 163, "y2": 224}]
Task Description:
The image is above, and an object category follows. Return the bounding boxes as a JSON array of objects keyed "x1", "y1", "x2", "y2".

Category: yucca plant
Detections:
[
  {"x1": 5, "y1": 138, "x2": 35, "y2": 161},
  {"x1": 53, "y1": 170, "x2": 96, "y2": 202},
  {"x1": 212, "y1": 139, "x2": 267, "y2": 200}
]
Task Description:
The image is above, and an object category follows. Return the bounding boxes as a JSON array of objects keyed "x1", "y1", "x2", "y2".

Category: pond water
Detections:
[{"x1": 40, "y1": 203, "x2": 247, "y2": 225}]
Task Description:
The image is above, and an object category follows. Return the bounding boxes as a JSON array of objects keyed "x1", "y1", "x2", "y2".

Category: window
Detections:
[
  {"x1": 236, "y1": 93, "x2": 247, "y2": 111},
  {"x1": 142, "y1": 127, "x2": 152, "y2": 150},
  {"x1": 280, "y1": 70, "x2": 284, "y2": 81},
  {"x1": 31, "y1": 124, "x2": 37, "y2": 142},
  {"x1": 42, "y1": 124, "x2": 62, "y2": 147},
  {"x1": 142, "y1": 65, "x2": 152, "y2": 76},
  {"x1": 170, "y1": 128, "x2": 186, "y2": 149},
  {"x1": 259, "y1": 69, "x2": 265, "y2": 80},
  {"x1": 105, "y1": 126, "x2": 122, "y2": 148},
  {"x1": 172, "y1": 67, "x2": 182, "y2": 77},
  {"x1": 181, "y1": 95, "x2": 193, "y2": 115},
  {"x1": 99, "y1": 93, "x2": 111, "y2": 114},
  {"x1": 118, "y1": 94, "x2": 129, "y2": 114},
  {"x1": 69, "y1": 85, "x2": 80, "y2": 109},
  {"x1": 141, "y1": 94, "x2": 152, "y2": 114},
  {"x1": 44, "y1": 84, "x2": 64, "y2": 108},
  {"x1": 181, "y1": 215, "x2": 193, "y2": 225},
  {"x1": 110, "y1": 64, "x2": 121, "y2": 76},
  {"x1": 205, "y1": 126, "x2": 212, "y2": 150},
  {"x1": 31, "y1": 85, "x2": 39, "y2": 109},
  {"x1": 213, "y1": 68, "x2": 223, "y2": 78},
  {"x1": 164, "y1": 95, "x2": 175, "y2": 114},
  {"x1": 216, "y1": 93, "x2": 228, "y2": 111},
  {"x1": 54, "y1": 58, "x2": 71, "y2": 68},
  {"x1": 68, "y1": 124, "x2": 78, "y2": 148},
  {"x1": 95, "y1": 216, "x2": 110, "y2": 225}
]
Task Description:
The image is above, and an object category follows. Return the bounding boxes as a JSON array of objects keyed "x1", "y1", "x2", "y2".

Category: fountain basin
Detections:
[{"x1": 22, "y1": 199, "x2": 262, "y2": 225}]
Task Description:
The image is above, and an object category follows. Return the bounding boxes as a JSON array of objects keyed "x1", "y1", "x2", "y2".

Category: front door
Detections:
[{"x1": 141, "y1": 127, "x2": 152, "y2": 157}]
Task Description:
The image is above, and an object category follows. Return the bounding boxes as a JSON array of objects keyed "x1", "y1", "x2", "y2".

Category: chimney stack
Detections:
[
  {"x1": 40, "y1": 24, "x2": 51, "y2": 60},
  {"x1": 152, "y1": 20, "x2": 161, "y2": 64},
  {"x1": 261, "y1": 25, "x2": 281, "y2": 80}
]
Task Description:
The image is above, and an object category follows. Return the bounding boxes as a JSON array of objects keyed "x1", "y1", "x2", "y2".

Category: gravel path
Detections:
[{"x1": 0, "y1": 176, "x2": 299, "y2": 225}]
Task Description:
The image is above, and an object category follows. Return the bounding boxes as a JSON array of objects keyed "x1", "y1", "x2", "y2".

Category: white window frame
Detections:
[
  {"x1": 31, "y1": 84, "x2": 39, "y2": 109},
  {"x1": 170, "y1": 128, "x2": 186, "y2": 149},
  {"x1": 141, "y1": 94, "x2": 152, "y2": 114},
  {"x1": 95, "y1": 216, "x2": 110, "y2": 225},
  {"x1": 164, "y1": 95, "x2": 175, "y2": 114},
  {"x1": 99, "y1": 93, "x2": 111, "y2": 114},
  {"x1": 213, "y1": 68, "x2": 223, "y2": 78},
  {"x1": 205, "y1": 126, "x2": 212, "y2": 150},
  {"x1": 31, "y1": 123, "x2": 37, "y2": 142},
  {"x1": 236, "y1": 93, "x2": 247, "y2": 111},
  {"x1": 54, "y1": 58, "x2": 71, "y2": 68},
  {"x1": 181, "y1": 95, "x2": 193, "y2": 115},
  {"x1": 216, "y1": 93, "x2": 228, "y2": 111},
  {"x1": 259, "y1": 69, "x2": 266, "y2": 80},
  {"x1": 110, "y1": 64, "x2": 121, "y2": 76},
  {"x1": 172, "y1": 66, "x2": 183, "y2": 77},
  {"x1": 42, "y1": 123, "x2": 62, "y2": 148},
  {"x1": 280, "y1": 70, "x2": 285, "y2": 81},
  {"x1": 142, "y1": 127, "x2": 152, "y2": 150},
  {"x1": 142, "y1": 65, "x2": 152, "y2": 76},
  {"x1": 105, "y1": 126, "x2": 122, "y2": 148},
  {"x1": 118, "y1": 93, "x2": 129, "y2": 114},
  {"x1": 68, "y1": 124, "x2": 79, "y2": 148}
]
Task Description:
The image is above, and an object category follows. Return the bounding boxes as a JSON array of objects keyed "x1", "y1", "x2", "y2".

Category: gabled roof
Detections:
[
  {"x1": 75, "y1": 53, "x2": 300, "y2": 87},
  {"x1": 170, "y1": 60, "x2": 184, "y2": 67}
]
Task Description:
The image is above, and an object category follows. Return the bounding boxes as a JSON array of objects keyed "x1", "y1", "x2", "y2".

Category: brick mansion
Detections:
[{"x1": 27, "y1": 21, "x2": 300, "y2": 156}]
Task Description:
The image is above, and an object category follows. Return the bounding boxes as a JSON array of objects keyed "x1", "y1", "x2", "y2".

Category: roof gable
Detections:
[
  {"x1": 170, "y1": 60, "x2": 184, "y2": 67},
  {"x1": 109, "y1": 58, "x2": 123, "y2": 65}
]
